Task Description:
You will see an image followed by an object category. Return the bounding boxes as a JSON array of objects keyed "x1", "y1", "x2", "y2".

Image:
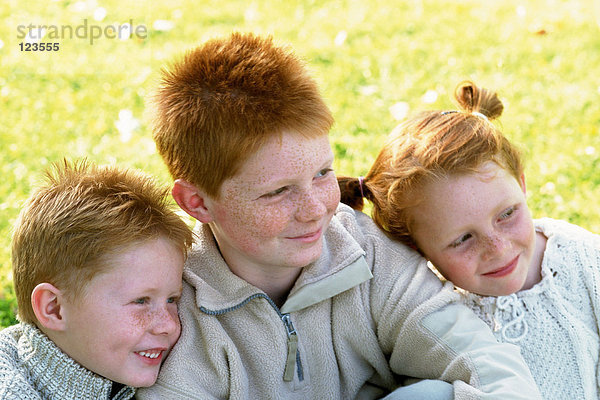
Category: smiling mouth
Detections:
[
  {"x1": 135, "y1": 350, "x2": 163, "y2": 360},
  {"x1": 483, "y1": 256, "x2": 519, "y2": 277},
  {"x1": 287, "y1": 228, "x2": 322, "y2": 242}
]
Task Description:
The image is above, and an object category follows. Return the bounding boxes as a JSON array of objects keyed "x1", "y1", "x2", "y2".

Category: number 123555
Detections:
[{"x1": 20, "y1": 42, "x2": 60, "y2": 51}]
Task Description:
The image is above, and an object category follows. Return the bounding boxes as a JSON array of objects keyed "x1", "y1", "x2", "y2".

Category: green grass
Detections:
[{"x1": 1, "y1": 0, "x2": 599, "y2": 326}]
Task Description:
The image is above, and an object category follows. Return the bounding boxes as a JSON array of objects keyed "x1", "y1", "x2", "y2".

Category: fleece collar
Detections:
[{"x1": 184, "y1": 211, "x2": 372, "y2": 314}]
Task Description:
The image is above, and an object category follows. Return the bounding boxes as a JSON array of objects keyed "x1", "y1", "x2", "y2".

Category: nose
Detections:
[
  {"x1": 295, "y1": 188, "x2": 328, "y2": 223},
  {"x1": 481, "y1": 232, "x2": 510, "y2": 261},
  {"x1": 151, "y1": 306, "x2": 180, "y2": 336}
]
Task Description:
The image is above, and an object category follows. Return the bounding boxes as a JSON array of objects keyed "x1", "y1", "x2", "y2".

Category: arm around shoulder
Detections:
[{"x1": 420, "y1": 303, "x2": 542, "y2": 399}]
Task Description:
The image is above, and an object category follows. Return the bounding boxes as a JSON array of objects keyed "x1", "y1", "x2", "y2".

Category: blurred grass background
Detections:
[{"x1": 1, "y1": 0, "x2": 599, "y2": 326}]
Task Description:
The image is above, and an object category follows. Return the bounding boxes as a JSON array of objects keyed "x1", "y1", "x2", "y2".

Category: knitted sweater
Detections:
[
  {"x1": 463, "y1": 218, "x2": 600, "y2": 400},
  {"x1": 0, "y1": 322, "x2": 135, "y2": 400},
  {"x1": 138, "y1": 204, "x2": 541, "y2": 399}
]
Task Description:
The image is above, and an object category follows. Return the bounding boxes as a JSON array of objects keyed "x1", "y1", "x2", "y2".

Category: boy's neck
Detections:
[
  {"x1": 230, "y1": 262, "x2": 303, "y2": 308},
  {"x1": 210, "y1": 228, "x2": 304, "y2": 308}
]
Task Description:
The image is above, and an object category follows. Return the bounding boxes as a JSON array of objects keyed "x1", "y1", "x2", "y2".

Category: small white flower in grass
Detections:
[
  {"x1": 72, "y1": 1, "x2": 86, "y2": 12},
  {"x1": 94, "y1": 7, "x2": 107, "y2": 21},
  {"x1": 585, "y1": 146, "x2": 595, "y2": 155},
  {"x1": 153, "y1": 20, "x2": 175, "y2": 32},
  {"x1": 516, "y1": 6, "x2": 526, "y2": 18},
  {"x1": 359, "y1": 85, "x2": 377, "y2": 96},
  {"x1": 0, "y1": 39, "x2": 4, "y2": 49},
  {"x1": 244, "y1": 5, "x2": 259, "y2": 22},
  {"x1": 334, "y1": 30, "x2": 347, "y2": 46},
  {"x1": 422, "y1": 89, "x2": 438, "y2": 104},
  {"x1": 115, "y1": 109, "x2": 140, "y2": 143},
  {"x1": 541, "y1": 182, "x2": 555, "y2": 194},
  {"x1": 13, "y1": 163, "x2": 27, "y2": 180},
  {"x1": 389, "y1": 102, "x2": 410, "y2": 121},
  {"x1": 554, "y1": 195, "x2": 564, "y2": 204},
  {"x1": 118, "y1": 23, "x2": 132, "y2": 40}
]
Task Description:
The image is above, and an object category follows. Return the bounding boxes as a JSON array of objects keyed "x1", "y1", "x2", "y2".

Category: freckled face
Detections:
[
  {"x1": 59, "y1": 236, "x2": 183, "y2": 387},
  {"x1": 410, "y1": 162, "x2": 537, "y2": 296},
  {"x1": 205, "y1": 132, "x2": 340, "y2": 277}
]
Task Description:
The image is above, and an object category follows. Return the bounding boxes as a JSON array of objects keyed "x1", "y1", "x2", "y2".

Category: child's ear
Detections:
[
  {"x1": 172, "y1": 179, "x2": 214, "y2": 223},
  {"x1": 31, "y1": 283, "x2": 67, "y2": 331},
  {"x1": 519, "y1": 173, "x2": 527, "y2": 194}
]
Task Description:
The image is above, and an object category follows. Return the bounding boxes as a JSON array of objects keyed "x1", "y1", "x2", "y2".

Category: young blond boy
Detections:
[
  {"x1": 137, "y1": 33, "x2": 541, "y2": 399},
  {"x1": 0, "y1": 160, "x2": 193, "y2": 399}
]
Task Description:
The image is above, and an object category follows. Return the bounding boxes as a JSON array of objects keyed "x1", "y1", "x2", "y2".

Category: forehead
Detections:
[
  {"x1": 413, "y1": 163, "x2": 521, "y2": 224},
  {"x1": 224, "y1": 132, "x2": 333, "y2": 188},
  {"x1": 85, "y1": 238, "x2": 183, "y2": 290}
]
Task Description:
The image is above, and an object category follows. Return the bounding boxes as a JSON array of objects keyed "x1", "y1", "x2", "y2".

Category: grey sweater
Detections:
[{"x1": 0, "y1": 323, "x2": 135, "y2": 399}]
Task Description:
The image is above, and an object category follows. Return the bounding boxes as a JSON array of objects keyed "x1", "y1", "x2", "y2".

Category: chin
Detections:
[
  {"x1": 122, "y1": 372, "x2": 160, "y2": 388},
  {"x1": 283, "y1": 243, "x2": 323, "y2": 268},
  {"x1": 298, "y1": 249, "x2": 323, "y2": 267},
  {"x1": 490, "y1": 282, "x2": 525, "y2": 297}
]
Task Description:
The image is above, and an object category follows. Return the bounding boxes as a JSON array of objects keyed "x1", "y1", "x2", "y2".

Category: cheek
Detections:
[
  {"x1": 324, "y1": 178, "x2": 341, "y2": 211},
  {"x1": 130, "y1": 309, "x2": 153, "y2": 332},
  {"x1": 169, "y1": 305, "x2": 181, "y2": 340},
  {"x1": 215, "y1": 199, "x2": 294, "y2": 242},
  {"x1": 512, "y1": 211, "x2": 535, "y2": 245},
  {"x1": 434, "y1": 252, "x2": 477, "y2": 283},
  {"x1": 251, "y1": 205, "x2": 294, "y2": 235}
]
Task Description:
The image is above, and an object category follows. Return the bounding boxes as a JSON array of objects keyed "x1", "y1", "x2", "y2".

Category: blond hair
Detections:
[
  {"x1": 339, "y1": 81, "x2": 523, "y2": 249},
  {"x1": 151, "y1": 32, "x2": 334, "y2": 198},
  {"x1": 11, "y1": 159, "x2": 194, "y2": 323}
]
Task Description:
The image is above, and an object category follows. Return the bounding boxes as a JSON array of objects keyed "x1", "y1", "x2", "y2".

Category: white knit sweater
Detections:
[
  {"x1": 0, "y1": 322, "x2": 135, "y2": 399},
  {"x1": 462, "y1": 218, "x2": 600, "y2": 400}
]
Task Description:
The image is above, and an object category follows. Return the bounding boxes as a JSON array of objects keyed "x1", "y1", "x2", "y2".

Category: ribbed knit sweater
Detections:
[
  {"x1": 0, "y1": 322, "x2": 135, "y2": 399},
  {"x1": 463, "y1": 218, "x2": 600, "y2": 400}
]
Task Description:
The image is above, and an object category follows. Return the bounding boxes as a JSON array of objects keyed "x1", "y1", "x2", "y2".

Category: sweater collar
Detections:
[
  {"x1": 185, "y1": 208, "x2": 372, "y2": 314},
  {"x1": 18, "y1": 323, "x2": 136, "y2": 399}
]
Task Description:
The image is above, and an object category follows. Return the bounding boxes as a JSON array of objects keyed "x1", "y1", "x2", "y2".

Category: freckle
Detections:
[{"x1": 133, "y1": 310, "x2": 153, "y2": 329}]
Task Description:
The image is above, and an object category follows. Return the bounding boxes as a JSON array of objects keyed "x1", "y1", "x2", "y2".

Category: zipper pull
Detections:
[{"x1": 282, "y1": 314, "x2": 298, "y2": 382}]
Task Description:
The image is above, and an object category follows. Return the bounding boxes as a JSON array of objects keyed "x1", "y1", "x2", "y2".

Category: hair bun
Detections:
[
  {"x1": 454, "y1": 80, "x2": 504, "y2": 120},
  {"x1": 337, "y1": 176, "x2": 365, "y2": 211}
]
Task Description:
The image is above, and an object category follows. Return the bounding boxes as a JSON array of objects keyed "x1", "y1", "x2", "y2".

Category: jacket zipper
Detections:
[
  {"x1": 200, "y1": 293, "x2": 304, "y2": 382},
  {"x1": 281, "y1": 314, "x2": 299, "y2": 382}
]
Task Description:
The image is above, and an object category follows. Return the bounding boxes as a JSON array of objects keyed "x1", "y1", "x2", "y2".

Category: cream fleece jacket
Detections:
[{"x1": 137, "y1": 204, "x2": 540, "y2": 399}]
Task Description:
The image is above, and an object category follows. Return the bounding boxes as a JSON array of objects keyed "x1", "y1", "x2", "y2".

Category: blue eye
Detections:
[
  {"x1": 263, "y1": 186, "x2": 288, "y2": 197},
  {"x1": 450, "y1": 233, "x2": 472, "y2": 248},
  {"x1": 167, "y1": 297, "x2": 179, "y2": 304},
  {"x1": 134, "y1": 298, "x2": 147, "y2": 305},
  {"x1": 315, "y1": 168, "x2": 333, "y2": 178},
  {"x1": 499, "y1": 206, "x2": 516, "y2": 220}
]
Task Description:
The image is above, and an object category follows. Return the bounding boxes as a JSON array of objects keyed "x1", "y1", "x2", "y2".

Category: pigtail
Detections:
[
  {"x1": 337, "y1": 176, "x2": 366, "y2": 211},
  {"x1": 455, "y1": 81, "x2": 504, "y2": 121}
]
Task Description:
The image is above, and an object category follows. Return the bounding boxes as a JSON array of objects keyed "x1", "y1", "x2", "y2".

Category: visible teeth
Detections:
[{"x1": 138, "y1": 351, "x2": 161, "y2": 359}]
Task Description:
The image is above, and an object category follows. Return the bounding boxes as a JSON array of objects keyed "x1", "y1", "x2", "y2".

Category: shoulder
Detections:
[
  {"x1": 0, "y1": 325, "x2": 41, "y2": 399},
  {"x1": 536, "y1": 217, "x2": 599, "y2": 243},
  {"x1": 535, "y1": 218, "x2": 600, "y2": 298},
  {"x1": 333, "y1": 205, "x2": 449, "y2": 308},
  {"x1": 333, "y1": 203, "x2": 419, "y2": 261},
  {"x1": 0, "y1": 324, "x2": 22, "y2": 363},
  {"x1": 333, "y1": 204, "x2": 429, "y2": 283},
  {"x1": 536, "y1": 218, "x2": 600, "y2": 261}
]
